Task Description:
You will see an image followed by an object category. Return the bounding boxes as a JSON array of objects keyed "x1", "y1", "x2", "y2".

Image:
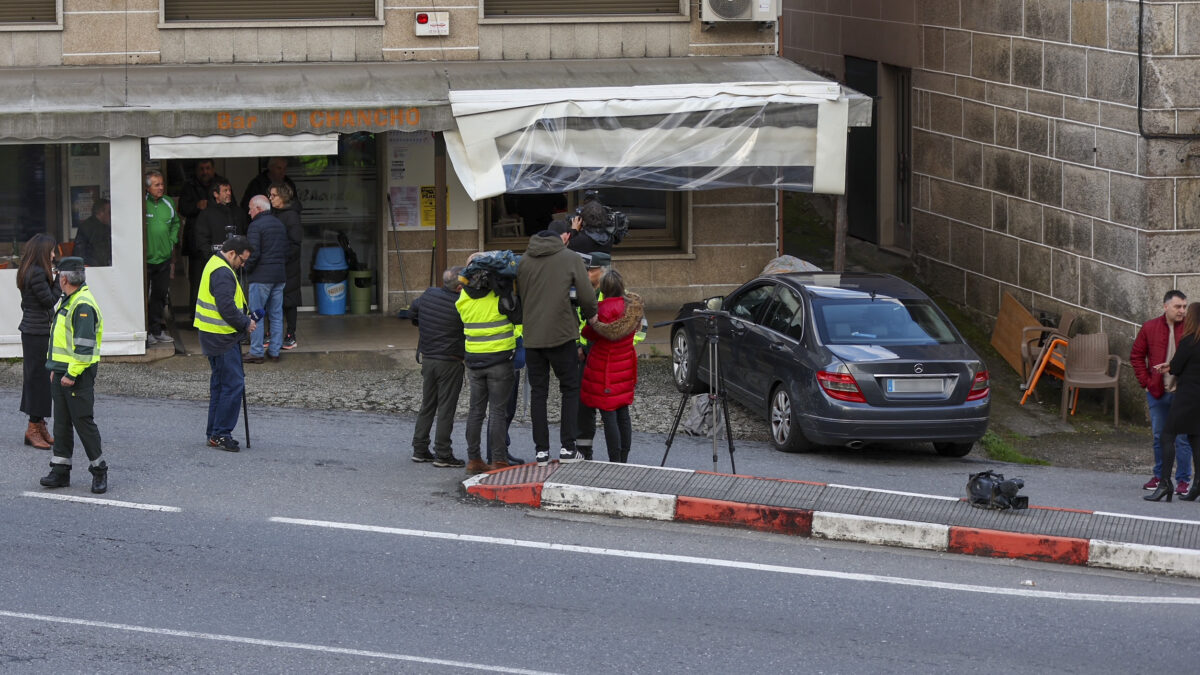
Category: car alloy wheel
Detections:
[
  {"x1": 672, "y1": 330, "x2": 690, "y2": 388},
  {"x1": 770, "y1": 388, "x2": 792, "y2": 446}
]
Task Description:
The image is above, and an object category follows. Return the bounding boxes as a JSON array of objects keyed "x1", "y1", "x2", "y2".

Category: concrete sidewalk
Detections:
[{"x1": 464, "y1": 461, "x2": 1200, "y2": 580}]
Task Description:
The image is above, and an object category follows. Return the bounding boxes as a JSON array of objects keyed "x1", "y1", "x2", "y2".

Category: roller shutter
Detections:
[
  {"x1": 164, "y1": 1, "x2": 377, "y2": 21},
  {"x1": 0, "y1": 1, "x2": 56, "y2": 23},
  {"x1": 484, "y1": 1, "x2": 682, "y2": 17}
]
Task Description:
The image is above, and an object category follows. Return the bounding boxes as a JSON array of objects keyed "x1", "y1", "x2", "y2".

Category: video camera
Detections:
[
  {"x1": 966, "y1": 470, "x2": 1028, "y2": 510},
  {"x1": 579, "y1": 189, "x2": 630, "y2": 245}
]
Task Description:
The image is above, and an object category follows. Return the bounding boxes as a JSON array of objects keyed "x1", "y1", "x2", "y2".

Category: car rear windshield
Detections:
[{"x1": 811, "y1": 295, "x2": 959, "y2": 345}]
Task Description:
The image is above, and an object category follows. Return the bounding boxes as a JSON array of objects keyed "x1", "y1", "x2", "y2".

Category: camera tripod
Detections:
[{"x1": 657, "y1": 310, "x2": 736, "y2": 474}]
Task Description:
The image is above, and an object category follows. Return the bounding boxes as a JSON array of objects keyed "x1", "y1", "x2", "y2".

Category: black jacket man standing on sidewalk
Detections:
[
  {"x1": 40, "y1": 257, "x2": 107, "y2": 494},
  {"x1": 409, "y1": 267, "x2": 467, "y2": 468}
]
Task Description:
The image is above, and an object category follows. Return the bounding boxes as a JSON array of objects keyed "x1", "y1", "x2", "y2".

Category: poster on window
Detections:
[
  {"x1": 388, "y1": 186, "x2": 419, "y2": 229},
  {"x1": 70, "y1": 186, "x2": 101, "y2": 230}
]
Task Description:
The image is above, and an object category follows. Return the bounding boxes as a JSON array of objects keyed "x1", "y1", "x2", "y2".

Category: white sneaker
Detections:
[{"x1": 153, "y1": 331, "x2": 174, "y2": 343}]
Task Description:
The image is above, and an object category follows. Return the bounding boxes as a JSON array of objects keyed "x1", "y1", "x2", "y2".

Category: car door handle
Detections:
[
  {"x1": 769, "y1": 342, "x2": 787, "y2": 352},
  {"x1": 731, "y1": 320, "x2": 747, "y2": 335}
]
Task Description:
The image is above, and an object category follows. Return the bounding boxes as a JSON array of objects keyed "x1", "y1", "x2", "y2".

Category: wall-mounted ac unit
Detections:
[{"x1": 701, "y1": 0, "x2": 779, "y2": 22}]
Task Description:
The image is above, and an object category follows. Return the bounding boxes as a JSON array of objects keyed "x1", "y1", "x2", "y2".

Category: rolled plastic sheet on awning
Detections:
[
  {"x1": 147, "y1": 133, "x2": 340, "y2": 159},
  {"x1": 444, "y1": 79, "x2": 856, "y2": 200}
]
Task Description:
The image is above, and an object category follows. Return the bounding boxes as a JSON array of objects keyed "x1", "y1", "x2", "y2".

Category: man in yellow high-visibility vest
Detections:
[
  {"x1": 40, "y1": 257, "x2": 107, "y2": 493},
  {"x1": 194, "y1": 235, "x2": 257, "y2": 452}
]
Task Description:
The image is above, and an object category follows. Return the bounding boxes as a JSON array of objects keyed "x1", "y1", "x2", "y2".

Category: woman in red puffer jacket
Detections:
[{"x1": 580, "y1": 269, "x2": 644, "y2": 463}]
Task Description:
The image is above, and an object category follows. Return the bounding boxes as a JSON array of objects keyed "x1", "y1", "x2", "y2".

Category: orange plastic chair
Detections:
[
  {"x1": 1020, "y1": 337, "x2": 1068, "y2": 406},
  {"x1": 57, "y1": 241, "x2": 75, "y2": 258}
]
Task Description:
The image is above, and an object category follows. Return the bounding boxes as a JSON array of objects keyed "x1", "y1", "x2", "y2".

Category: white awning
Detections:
[
  {"x1": 147, "y1": 133, "x2": 340, "y2": 159},
  {"x1": 443, "y1": 61, "x2": 867, "y2": 200}
]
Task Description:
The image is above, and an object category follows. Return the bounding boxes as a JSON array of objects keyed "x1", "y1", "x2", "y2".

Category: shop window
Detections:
[
  {"x1": 0, "y1": 1, "x2": 57, "y2": 25},
  {"x1": 162, "y1": 0, "x2": 378, "y2": 22},
  {"x1": 485, "y1": 188, "x2": 684, "y2": 253},
  {"x1": 483, "y1": 1, "x2": 684, "y2": 19},
  {"x1": 0, "y1": 143, "x2": 111, "y2": 268}
]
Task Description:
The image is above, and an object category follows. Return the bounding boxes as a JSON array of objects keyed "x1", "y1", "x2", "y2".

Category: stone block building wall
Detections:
[{"x1": 784, "y1": 0, "x2": 1200, "y2": 410}]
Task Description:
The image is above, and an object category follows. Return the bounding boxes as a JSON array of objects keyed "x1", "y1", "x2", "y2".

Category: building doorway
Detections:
[{"x1": 844, "y1": 57, "x2": 912, "y2": 252}]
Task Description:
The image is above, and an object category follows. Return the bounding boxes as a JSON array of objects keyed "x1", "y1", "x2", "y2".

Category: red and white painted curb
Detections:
[{"x1": 463, "y1": 464, "x2": 1200, "y2": 579}]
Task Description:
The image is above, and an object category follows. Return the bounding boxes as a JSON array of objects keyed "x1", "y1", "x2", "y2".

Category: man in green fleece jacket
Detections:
[{"x1": 144, "y1": 170, "x2": 180, "y2": 345}]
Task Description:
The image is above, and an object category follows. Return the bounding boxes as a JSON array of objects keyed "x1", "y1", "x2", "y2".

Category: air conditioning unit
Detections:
[{"x1": 701, "y1": 0, "x2": 779, "y2": 23}]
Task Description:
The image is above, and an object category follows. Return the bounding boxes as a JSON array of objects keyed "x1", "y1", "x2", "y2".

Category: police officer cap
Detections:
[
  {"x1": 57, "y1": 256, "x2": 85, "y2": 272},
  {"x1": 586, "y1": 251, "x2": 611, "y2": 268}
]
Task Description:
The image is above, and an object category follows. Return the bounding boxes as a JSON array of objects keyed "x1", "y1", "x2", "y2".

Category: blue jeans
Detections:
[
  {"x1": 249, "y1": 282, "x2": 284, "y2": 358},
  {"x1": 207, "y1": 343, "x2": 245, "y2": 439},
  {"x1": 1148, "y1": 391, "x2": 1193, "y2": 481}
]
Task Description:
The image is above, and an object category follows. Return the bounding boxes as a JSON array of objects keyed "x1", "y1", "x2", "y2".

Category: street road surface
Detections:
[{"x1": 1, "y1": 390, "x2": 1197, "y2": 673}]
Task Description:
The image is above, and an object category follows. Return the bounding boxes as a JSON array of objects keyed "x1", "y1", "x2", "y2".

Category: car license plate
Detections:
[{"x1": 886, "y1": 378, "x2": 944, "y2": 394}]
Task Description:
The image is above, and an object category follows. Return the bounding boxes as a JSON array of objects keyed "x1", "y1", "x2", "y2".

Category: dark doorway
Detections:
[{"x1": 845, "y1": 56, "x2": 878, "y2": 244}]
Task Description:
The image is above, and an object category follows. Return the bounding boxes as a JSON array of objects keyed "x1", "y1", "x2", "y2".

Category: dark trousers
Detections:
[
  {"x1": 413, "y1": 358, "x2": 464, "y2": 459},
  {"x1": 20, "y1": 332, "x2": 52, "y2": 420},
  {"x1": 487, "y1": 368, "x2": 520, "y2": 463},
  {"x1": 284, "y1": 305, "x2": 298, "y2": 337},
  {"x1": 465, "y1": 362, "x2": 514, "y2": 462},
  {"x1": 526, "y1": 340, "x2": 580, "y2": 454},
  {"x1": 188, "y1": 254, "x2": 207, "y2": 321},
  {"x1": 1164, "y1": 434, "x2": 1200, "y2": 487},
  {"x1": 50, "y1": 367, "x2": 103, "y2": 467},
  {"x1": 575, "y1": 347, "x2": 598, "y2": 459},
  {"x1": 206, "y1": 343, "x2": 245, "y2": 439},
  {"x1": 146, "y1": 260, "x2": 172, "y2": 334},
  {"x1": 599, "y1": 406, "x2": 632, "y2": 463}
]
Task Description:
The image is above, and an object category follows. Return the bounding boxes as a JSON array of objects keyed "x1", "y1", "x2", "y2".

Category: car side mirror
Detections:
[{"x1": 704, "y1": 296, "x2": 723, "y2": 311}]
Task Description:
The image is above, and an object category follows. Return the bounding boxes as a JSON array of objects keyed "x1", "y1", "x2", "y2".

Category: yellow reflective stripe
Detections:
[
  {"x1": 466, "y1": 331, "x2": 515, "y2": 342},
  {"x1": 464, "y1": 319, "x2": 510, "y2": 329}
]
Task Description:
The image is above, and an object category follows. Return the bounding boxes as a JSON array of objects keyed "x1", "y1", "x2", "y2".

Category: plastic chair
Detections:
[
  {"x1": 57, "y1": 241, "x2": 75, "y2": 258},
  {"x1": 1061, "y1": 332, "x2": 1120, "y2": 428},
  {"x1": 1020, "y1": 337, "x2": 1068, "y2": 405},
  {"x1": 1020, "y1": 310, "x2": 1077, "y2": 383}
]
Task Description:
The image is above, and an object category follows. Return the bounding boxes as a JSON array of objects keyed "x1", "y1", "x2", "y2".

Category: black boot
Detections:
[
  {"x1": 1145, "y1": 478, "x2": 1174, "y2": 502},
  {"x1": 1182, "y1": 481, "x2": 1200, "y2": 501},
  {"x1": 39, "y1": 464, "x2": 70, "y2": 488},
  {"x1": 89, "y1": 461, "x2": 108, "y2": 494}
]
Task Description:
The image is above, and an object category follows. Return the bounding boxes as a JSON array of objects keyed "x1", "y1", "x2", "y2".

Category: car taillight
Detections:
[
  {"x1": 817, "y1": 370, "x2": 865, "y2": 403},
  {"x1": 967, "y1": 370, "x2": 990, "y2": 401}
]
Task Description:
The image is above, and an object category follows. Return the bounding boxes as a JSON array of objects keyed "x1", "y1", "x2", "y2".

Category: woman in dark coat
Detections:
[
  {"x1": 269, "y1": 182, "x2": 302, "y2": 350},
  {"x1": 16, "y1": 234, "x2": 59, "y2": 449},
  {"x1": 1150, "y1": 302, "x2": 1200, "y2": 501}
]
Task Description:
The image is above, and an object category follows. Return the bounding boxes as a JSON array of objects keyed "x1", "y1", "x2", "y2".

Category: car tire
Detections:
[
  {"x1": 934, "y1": 442, "x2": 974, "y2": 457},
  {"x1": 671, "y1": 329, "x2": 705, "y2": 394},
  {"x1": 768, "y1": 384, "x2": 813, "y2": 453}
]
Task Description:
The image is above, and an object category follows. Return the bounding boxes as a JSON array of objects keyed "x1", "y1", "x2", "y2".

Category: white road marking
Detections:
[
  {"x1": 0, "y1": 609, "x2": 559, "y2": 675},
  {"x1": 270, "y1": 517, "x2": 1200, "y2": 605},
  {"x1": 825, "y1": 484, "x2": 962, "y2": 501},
  {"x1": 1093, "y1": 511, "x2": 1200, "y2": 526},
  {"x1": 21, "y1": 492, "x2": 182, "y2": 512}
]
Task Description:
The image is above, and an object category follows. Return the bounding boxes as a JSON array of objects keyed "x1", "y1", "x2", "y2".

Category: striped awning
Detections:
[{"x1": 444, "y1": 71, "x2": 866, "y2": 199}]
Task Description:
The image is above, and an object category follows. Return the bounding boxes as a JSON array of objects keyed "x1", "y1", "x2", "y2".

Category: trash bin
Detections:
[
  {"x1": 312, "y1": 245, "x2": 349, "y2": 315},
  {"x1": 348, "y1": 270, "x2": 374, "y2": 315}
]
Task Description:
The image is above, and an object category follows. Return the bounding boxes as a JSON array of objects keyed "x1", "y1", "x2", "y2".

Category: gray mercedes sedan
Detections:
[{"x1": 670, "y1": 273, "x2": 990, "y2": 456}]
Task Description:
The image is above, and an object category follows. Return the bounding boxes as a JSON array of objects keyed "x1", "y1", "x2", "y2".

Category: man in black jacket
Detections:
[
  {"x1": 409, "y1": 267, "x2": 467, "y2": 468},
  {"x1": 242, "y1": 157, "x2": 301, "y2": 212},
  {"x1": 193, "y1": 180, "x2": 240, "y2": 260},
  {"x1": 243, "y1": 196, "x2": 288, "y2": 363},
  {"x1": 179, "y1": 160, "x2": 230, "y2": 318}
]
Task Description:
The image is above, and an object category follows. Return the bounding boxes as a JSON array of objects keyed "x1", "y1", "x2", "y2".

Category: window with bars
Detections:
[
  {"x1": 0, "y1": 1, "x2": 57, "y2": 24},
  {"x1": 162, "y1": 0, "x2": 378, "y2": 22},
  {"x1": 483, "y1": 1, "x2": 684, "y2": 18}
]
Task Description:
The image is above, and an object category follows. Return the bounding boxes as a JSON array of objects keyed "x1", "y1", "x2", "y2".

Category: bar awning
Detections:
[
  {"x1": 0, "y1": 56, "x2": 869, "y2": 196},
  {"x1": 147, "y1": 133, "x2": 340, "y2": 159}
]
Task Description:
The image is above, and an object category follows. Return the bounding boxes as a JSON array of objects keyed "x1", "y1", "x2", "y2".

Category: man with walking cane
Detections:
[{"x1": 194, "y1": 235, "x2": 256, "y2": 452}]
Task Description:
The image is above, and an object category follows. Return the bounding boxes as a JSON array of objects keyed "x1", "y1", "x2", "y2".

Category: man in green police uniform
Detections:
[{"x1": 40, "y1": 257, "x2": 107, "y2": 494}]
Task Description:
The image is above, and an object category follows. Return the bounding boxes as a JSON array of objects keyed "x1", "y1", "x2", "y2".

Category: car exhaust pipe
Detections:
[{"x1": 846, "y1": 440, "x2": 865, "y2": 449}]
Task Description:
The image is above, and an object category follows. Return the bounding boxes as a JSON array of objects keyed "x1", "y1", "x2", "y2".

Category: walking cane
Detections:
[{"x1": 242, "y1": 390, "x2": 251, "y2": 448}]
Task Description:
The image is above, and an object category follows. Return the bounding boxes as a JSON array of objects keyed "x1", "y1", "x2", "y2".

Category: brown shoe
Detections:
[
  {"x1": 24, "y1": 422, "x2": 50, "y2": 449},
  {"x1": 243, "y1": 354, "x2": 265, "y2": 364},
  {"x1": 466, "y1": 459, "x2": 492, "y2": 475},
  {"x1": 489, "y1": 460, "x2": 511, "y2": 471},
  {"x1": 35, "y1": 420, "x2": 53, "y2": 446}
]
